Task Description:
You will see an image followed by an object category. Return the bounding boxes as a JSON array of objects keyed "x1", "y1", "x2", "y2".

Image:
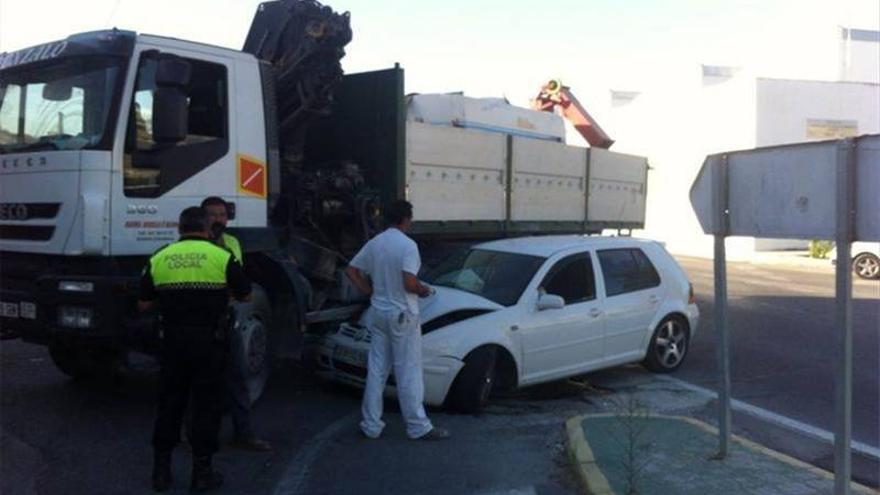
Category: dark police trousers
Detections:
[{"x1": 153, "y1": 326, "x2": 226, "y2": 457}]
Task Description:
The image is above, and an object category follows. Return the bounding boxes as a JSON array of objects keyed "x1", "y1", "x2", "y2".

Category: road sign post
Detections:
[
  {"x1": 833, "y1": 140, "x2": 856, "y2": 495},
  {"x1": 713, "y1": 155, "x2": 731, "y2": 458},
  {"x1": 690, "y1": 135, "x2": 878, "y2": 492}
]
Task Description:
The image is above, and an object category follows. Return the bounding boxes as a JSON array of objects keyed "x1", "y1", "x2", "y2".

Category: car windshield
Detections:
[
  {"x1": 423, "y1": 248, "x2": 545, "y2": 306},
  {"x1": 0, "y1": 55, "x2": 124, "y2": 154}
]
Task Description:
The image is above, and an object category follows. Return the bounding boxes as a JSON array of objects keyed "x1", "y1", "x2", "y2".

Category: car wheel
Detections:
[
  {"x1": 853, "y1": 253, "x2": 880, "y2": 280},
  {"x1": 446, "y1": 346, "x2": 497, "y2": 414},
  {"x1": 230, "y1": 285, "x2": 272, "y2": 406},
  {"x1": 49, "y1": 343, "x2": 123, "y2": 380},
  {"x1": 643, "y1": 316, "x2": 689, "y2": 373}
]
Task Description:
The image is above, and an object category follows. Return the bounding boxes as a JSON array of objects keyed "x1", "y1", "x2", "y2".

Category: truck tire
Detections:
[
  {"x1": 446, "y1": 346, "x2": 497, "y2": 414},
  {"x1": 48, "y1": 343, "x2": 123, "y2": 380},
  {"x1": 229, "y1": 285, "x2": 272, "y2": 406}
]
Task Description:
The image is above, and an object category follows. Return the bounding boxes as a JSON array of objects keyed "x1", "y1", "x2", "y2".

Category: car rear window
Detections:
[{"x1": 597, "y1": 248, "x2": 661, "y2": 296}]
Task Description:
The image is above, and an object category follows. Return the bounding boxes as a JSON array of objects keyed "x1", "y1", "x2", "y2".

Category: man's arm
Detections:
[
  {"x1": 226, "y1": 259, "x2": 253, "y2": 302},
  {"x1": 345, "y1": 266, "x2": 373, "y2": 296},
  {"x1": 403, "y1": 272, "x2": 431, "y2": 298},
  {"x1": 137, "y1": 262, "x2": 157, "y2": 312}
]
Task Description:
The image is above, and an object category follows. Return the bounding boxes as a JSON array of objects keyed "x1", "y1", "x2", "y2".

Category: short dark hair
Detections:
[
  {"x1": 178, "y1": 206, "x2": 208, "y2": 234},
  {"x1": 200, "y1": 196, "x2": 228, "y2": 212},
  {"x1": 383, "y1": 200, "x2": 413, "y2": 226}
]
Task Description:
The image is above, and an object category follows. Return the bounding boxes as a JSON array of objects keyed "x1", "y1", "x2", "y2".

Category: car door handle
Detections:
[
  {"x1": 588, "y1": 308, "x2": 602, "y2": 318},
  {"x1": 648, "y1": 295, "x2": 660, "y2": 304}
]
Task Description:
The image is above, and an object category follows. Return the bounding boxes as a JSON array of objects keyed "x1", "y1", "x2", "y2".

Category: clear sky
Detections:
[{"x1": 1, "y1": 0, "x2": 878, "y2": 115}]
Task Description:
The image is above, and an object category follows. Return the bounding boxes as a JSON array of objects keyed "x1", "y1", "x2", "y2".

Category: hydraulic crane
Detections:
[{"x1": 532, "y1": 79, "x2": 614, "y2": 149}]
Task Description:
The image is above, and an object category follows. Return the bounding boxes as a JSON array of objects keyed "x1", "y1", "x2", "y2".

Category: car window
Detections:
[
  {"x1": 540, "y1": 253, "x2": 596, "y2": 304},
  {"x1": 598, "y1": 248, "x2": 661, "y2": 297},
  {"x1": 423, "y1": 248, "x2": 545, "y2": 306}
]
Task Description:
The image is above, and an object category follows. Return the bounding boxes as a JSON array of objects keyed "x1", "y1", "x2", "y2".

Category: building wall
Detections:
[{"x1": 752, "y1": 78, "x2": 880, "y2": 251}]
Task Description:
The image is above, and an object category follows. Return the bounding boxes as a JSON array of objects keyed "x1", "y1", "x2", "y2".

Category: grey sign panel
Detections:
[{"x1": 690, "y1": 134, "x2": 880, "y2": 241}]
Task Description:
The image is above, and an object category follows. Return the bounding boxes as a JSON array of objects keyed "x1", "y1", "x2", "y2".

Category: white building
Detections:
[{"x1": 602, "y1": 27, "x2": 880, "y2": 259}]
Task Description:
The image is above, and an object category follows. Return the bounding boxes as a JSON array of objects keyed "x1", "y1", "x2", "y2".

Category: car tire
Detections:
[
  {"x1": 643, "y1": 316, "x2": 689, "y2": 373},
  {"x1": 853, "y1": 253, "x2": 880, "y2": 280},
  {"x1": 446, "y1": 346, "x2": 497, "y2": 414},
  {"x1": 229, "y1": 285, "x2": 272, "y2": 407},
  {"x1": 49, "y1": 343, "x2": 123, "y2": 380}
]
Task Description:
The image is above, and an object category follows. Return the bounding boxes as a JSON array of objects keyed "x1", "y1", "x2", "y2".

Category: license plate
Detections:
[
  {"x1": 1, "y1": 302, "x2": 19, "y2": 318},
  {"x1": 333, "y1": 345, "x2": 367, "y2": 367}
]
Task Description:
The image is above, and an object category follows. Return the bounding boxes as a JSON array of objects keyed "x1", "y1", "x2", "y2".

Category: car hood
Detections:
[{"x1": 419, "y1": 286, "x2": 503, "y2": 323}]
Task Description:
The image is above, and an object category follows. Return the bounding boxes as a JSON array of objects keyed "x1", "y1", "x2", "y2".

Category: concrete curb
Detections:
[{"x1": 563, "y1": 413, "x2": 879, "y2": 495}]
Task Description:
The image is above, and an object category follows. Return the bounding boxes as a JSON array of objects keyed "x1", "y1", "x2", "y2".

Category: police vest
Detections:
[
  {"x1": 221, "y1": 232, "x2": 243, "y2": 266},
  {"x1": 149, "y1": 238, "x2": 231, "y2": 290}
]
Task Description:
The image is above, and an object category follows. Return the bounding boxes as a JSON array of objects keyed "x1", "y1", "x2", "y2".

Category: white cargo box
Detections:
[
  {"x1": 406, "y1": 121, "x2": 647, "y2": 229},
  {"x1": 407, "y1": 94, "x2": 566, "y2": 142}
]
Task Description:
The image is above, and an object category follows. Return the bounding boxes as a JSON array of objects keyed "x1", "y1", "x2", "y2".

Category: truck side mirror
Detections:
[
  {"x1": 152, "y1": 55, "x2": 192, "y2": 144},
  {"x1": 152, "y1": 88, "x2": 188, "y2": 143}
]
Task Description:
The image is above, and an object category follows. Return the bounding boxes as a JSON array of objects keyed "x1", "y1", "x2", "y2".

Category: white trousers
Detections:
[{"x1": 360, "y1": 308, "x2": 433, "y2": 439}]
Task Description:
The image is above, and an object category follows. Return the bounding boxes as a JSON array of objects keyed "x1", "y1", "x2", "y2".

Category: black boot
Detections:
[
  {"x1": 152, "y1": 451, "x2": 172, "y2": 492},
  {"x1": 190, "y1": 456, "x2": 223, "y2": 493}
]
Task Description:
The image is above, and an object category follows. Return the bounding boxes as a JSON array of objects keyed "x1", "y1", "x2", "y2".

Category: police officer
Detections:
[
  {"x1": 201, "y1": 196, "x2": 272, "y2": 452},
  {"x1": 139, "y1": 206, "x2": 251, "y2": 493}
]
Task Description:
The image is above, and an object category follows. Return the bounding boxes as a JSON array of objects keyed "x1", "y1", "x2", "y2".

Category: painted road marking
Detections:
[
  {"x1": 656, "y1": 375, "x2": 880, "y2": 461},
  {"x1": 273, "y1": 411, "x2": 359, "y2": 495}
]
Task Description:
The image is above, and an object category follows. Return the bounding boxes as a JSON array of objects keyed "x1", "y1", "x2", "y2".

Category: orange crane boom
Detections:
[{"x1": 532, "y1": 79, "x2": 614, "y2": 149}]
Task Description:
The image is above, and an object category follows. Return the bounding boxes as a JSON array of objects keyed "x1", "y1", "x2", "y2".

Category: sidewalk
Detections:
[{"x1": 566, "y1": 413, "x2": 877, "y2": 495}]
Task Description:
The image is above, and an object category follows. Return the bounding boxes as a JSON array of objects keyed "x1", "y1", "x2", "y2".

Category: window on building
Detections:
[{"x1": 123, "y1": 53, "x2": 228, "y2": 197}]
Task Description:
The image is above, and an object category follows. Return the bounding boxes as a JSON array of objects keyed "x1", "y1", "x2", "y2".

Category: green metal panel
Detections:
[{"x1": 303, "y1": 66, "x2": 406, "y2": 205}]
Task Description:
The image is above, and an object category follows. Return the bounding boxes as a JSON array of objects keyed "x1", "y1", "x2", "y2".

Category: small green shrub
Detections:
[{"x1": 809, "y1": 240, "x2": 834, "y2": 259}]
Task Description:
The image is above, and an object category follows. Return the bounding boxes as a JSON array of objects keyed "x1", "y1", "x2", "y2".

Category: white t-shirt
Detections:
[{"x1": 349, "y1": 228, "x2": 421, "y2": 315}]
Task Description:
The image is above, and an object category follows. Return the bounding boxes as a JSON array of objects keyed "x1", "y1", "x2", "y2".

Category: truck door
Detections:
[{"x1": 110, "y1": 46, "x2": 237, "y2": 256}]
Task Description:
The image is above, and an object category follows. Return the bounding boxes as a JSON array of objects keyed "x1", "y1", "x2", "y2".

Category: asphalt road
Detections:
[
  {"x1": 1, "y1": 255, "x2": 877, "y2": 494},
  {"x1": 674, "y1": 256, "x2": 879, "y2": 452}
]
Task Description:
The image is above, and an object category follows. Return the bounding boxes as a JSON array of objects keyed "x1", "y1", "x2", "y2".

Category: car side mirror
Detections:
[{"x1": 537, "y1": 293, "x2": 565, "y2": 311}]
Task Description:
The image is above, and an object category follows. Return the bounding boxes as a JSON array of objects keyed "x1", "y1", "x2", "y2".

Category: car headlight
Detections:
[
  {"x1": 57, "y1": 306, "x2": 93, "y2": 328},
  {"x1": 58, "y1": 281, "x2": 94, "y2": 293}
]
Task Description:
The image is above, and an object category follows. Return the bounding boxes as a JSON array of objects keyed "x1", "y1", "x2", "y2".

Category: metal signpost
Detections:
[{"x1": 690, "y1": 135, "x2": 880, "y2": 495}]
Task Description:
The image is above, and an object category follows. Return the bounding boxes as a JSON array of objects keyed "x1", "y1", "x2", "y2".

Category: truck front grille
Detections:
[{"x1": 0, "y1": 225, "x2": 55, "y2": 241}]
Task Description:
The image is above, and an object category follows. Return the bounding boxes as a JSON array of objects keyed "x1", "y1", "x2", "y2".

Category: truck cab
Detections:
[{"x1": 0, "y1": 30, "x2": 270, "y2": 355}]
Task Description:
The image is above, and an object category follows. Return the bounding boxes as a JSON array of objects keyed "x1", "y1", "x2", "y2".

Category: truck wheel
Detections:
[
  {"x1": 230, "y1": 285, "x2": 272, "y2": 406},
  {"x1": 48, "y1": 344, "x2": 123, "y2": 380},
  {"x1": 446, "y1": 346, "x2": 497, "y2": 414},
  {"x1": 643, "y1": 316, "x2": 689, "y2": 373},
  {"x1": 853, "y1": 253, "x2": 880, "y2": 280}
]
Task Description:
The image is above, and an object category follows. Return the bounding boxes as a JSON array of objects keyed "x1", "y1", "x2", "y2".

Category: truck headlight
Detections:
[
  {"x1": 58, "y1": 281, "x2": 94, "y2": 293},
  {"x1": 58, "y1": 306, "x2": 93, "y2": 328}
]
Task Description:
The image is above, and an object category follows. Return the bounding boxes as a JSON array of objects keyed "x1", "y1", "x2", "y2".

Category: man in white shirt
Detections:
[{"x1": 345, "y1": 200, "x2": 450, "y2": 440}]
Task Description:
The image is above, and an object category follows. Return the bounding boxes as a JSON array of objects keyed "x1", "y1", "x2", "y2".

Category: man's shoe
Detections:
[
  {"x1": 151, "y1": 451, "x2": 172, "y2": 492},
  {"x1": 190, "y1": 456, "x2": 223, "y2": 493},
  {"x1": 415, "y1": 427, "x2": 450, "y2": 441},
  {"x1": 231, "y1": 436, "x2": 273, "y2": 452}
]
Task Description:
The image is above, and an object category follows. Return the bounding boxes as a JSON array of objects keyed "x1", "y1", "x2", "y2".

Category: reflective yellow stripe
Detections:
[
  {"x1": 150, "y1": 239, "x2": 230, "y2": 287},
  {"x1": 221, "y1": 233, "x2": 243, "y2": 265}
]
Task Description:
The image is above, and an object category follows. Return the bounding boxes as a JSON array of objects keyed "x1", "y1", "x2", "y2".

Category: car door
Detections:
[
  {"x1": 596, "y1": 247, "x2": 663, "y2": 364},
  {"x1": 517, "y1": 251, "x2": 606, "y2": 384}
]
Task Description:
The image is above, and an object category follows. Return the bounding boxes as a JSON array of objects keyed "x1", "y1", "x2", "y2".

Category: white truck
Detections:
[{"x1": 0, "y1": 0, "x2": 648, "y2": 401}]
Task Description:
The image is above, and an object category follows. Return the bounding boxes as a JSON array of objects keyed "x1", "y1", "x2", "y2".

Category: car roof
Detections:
[{"x1": 475, "y1": 235, "x2": 659, "y2": 258}]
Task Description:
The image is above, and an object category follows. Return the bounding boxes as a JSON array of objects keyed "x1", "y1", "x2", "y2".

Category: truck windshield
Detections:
[
  {"x1": 423, "y1": 248, "x2": 545, "y2": 306},
  {"x1": 0, "y1": 55, "x2": 124, "y2": 154}
]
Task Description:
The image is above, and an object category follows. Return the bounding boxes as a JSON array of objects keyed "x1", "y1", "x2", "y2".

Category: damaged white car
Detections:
[{"x1": 316, "y1": 236, "x2": 699, "y2": 413}]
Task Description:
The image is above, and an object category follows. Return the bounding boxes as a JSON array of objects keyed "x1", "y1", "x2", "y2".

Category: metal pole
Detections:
[
  {"x1": 714, "y1": 155, "x2": 731, "y2": 458},
  {"x1": 833, "y1": 139, "x2": 856, "y2": 495}
]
